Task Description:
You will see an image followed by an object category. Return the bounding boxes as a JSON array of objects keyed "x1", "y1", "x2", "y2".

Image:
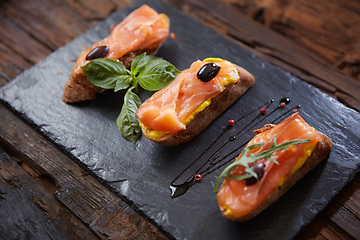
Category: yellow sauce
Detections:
[
  {"x1": 184, "y1": 98, "x2": 212, "y2": 124},
  {"x1": 139, "y1": 122, "x2": 167, "y2": 140},
  {"x1": 274, "y1": 141, "x2": 317, "y2": 188}
]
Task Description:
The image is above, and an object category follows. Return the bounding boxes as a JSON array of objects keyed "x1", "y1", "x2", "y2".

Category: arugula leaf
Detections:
[
  {"x1": 81, "y1": 53, "x2": 180, "y2": 143},
  {"x1": 213, "y1": 138, "x2": 311, "y2": 192},
  {"x1": 82, "y1": 58, "x2": 129, "y2": 89},
  {"x1": 117, "y1": 86, "x2": 142, "y2": 143}
]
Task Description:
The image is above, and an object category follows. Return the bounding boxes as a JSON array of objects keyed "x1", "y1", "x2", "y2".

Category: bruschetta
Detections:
[
  {"x1": 62, "y1": 5, "x2": 170, "y2": 103},
  {"x1": 216, "y1": 113, "x2": 333, "y2": 221},
  {"x1": 135, "y1": 58, "x2": 255, "y2": 145}
]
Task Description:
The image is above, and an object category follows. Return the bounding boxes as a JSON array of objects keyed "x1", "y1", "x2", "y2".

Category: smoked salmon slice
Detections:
[
  {"x1": 135, "y1": 58, "x2": 241, "y2": 135},
  {"x1": 63, "y1": 5, "x2": 170, "y2": 103},
  {"x1": 216, "y1": 113, "x2": 332, "y2": 221}
]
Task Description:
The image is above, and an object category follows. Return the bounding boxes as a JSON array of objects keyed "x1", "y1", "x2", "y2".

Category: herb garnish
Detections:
[
  {"x1": 82, "y1": 53, "x2": 181, "y2": 143},
  {"x1": 214, "y1": 138, "x2": 311, "y2": 192}
]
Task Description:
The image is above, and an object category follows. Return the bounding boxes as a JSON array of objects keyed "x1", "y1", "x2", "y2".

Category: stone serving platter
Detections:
[{"x1": 1, "y1": 0, "x2": 360, "y2": 239}]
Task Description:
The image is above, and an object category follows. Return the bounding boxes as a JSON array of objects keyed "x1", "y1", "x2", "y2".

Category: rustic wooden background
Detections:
[{"x1": 0, "y1": 0, "x2": 359, "y2": 239}]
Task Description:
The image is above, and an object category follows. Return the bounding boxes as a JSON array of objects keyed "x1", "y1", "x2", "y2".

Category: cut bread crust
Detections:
[
  {"x1": 143, "y1": 64, "x2": 255, "y2": 146},
  {"x1": 220, "y1": 130, "x2": 333, "y2": 221}
]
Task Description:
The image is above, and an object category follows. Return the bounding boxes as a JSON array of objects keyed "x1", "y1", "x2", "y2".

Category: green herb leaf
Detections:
[
  {"x1": 82, "y1": 58, "x2": 129, "y2": 89},
  {"x1": 81, "y1": 53, "x2": 180, "y2": 143},
  {"x1": 137, "y1": 59, "x2": 181, "y2": 91},
  {"x1": 130, "y1": 53, "x2": 148, "y2": 76},
  {"x1": 116, "y1": 86, "x2": 142, "y2": 143},
  {"x1": 213, "y1": 138, "x2": 311, "y2": 192},
  {"x1": 130, "y1": 53, "x2": 163, "y2": 76},
  {"x1": 114, "y1": 75, "x2": 132, "y2": 92},
  {"x1": 144, "y1": 55, "x2": 162, "y2": 63}
]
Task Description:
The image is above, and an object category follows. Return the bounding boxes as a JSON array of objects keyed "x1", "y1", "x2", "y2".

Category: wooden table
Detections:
[{"x1": 1, "y1": 0, "x2": 359, "y2": 239}]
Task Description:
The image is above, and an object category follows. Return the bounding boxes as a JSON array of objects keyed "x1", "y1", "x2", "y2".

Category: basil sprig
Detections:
[
  {"x1": 214, "y1": 138, "x2": 311, "y2": 192},
  {"x1": 82, "y1": 53, "x2": 181, "y2": 143}
]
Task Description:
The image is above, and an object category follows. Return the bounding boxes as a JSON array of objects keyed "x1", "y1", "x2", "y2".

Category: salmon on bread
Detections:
[
  {"x1": 63, "y1": 5, "x2": 170, "y2": 103},
  {"x1": 135, "y1": 58, "x2": 255, "y2": 145},
  {"x1": 216, "y1": 113, "x2": 333, "y2": 221}
]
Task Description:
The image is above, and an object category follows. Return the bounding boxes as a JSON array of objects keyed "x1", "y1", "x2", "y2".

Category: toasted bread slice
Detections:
[
  {"x1": 150, "y1": 65, "x2": 255, "y2": 146},
  {"x1": 217, "y1": 113, "x2": 333, "y2": 221}
]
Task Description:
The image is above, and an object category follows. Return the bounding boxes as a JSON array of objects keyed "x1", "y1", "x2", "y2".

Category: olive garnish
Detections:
[
  {"x1": 244, "y1": 163, "x2": 266, "y2": 186},
  {"x1": 86, "y1": 46, "x2": 109, "y2": 60},
  {"x1": 280, "y1": 97, "x2": 291, "y2": 105},
  {"x1": 197, "y1": 63, "x2": 221, "y2": 82}
]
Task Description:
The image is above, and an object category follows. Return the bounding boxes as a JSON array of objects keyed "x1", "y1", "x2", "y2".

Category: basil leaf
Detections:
[
  {"x1": 130, "y1": 53, "x2": 147, "y2": 76},
  {"x1": 82, "y1": 58, "x2": 129, "y2": 89},
  {"x1": 136, "y1": 60, "x2": 181, "y2": 91},
  {"x1": 115, "y1": 75, "x2": 132, "y2": 92},
  {"x1": 116, "y1": 86, "x2": 142, "y2": 143},
  {"x1": 130, "y1": 53, "x2": 163, "y2": 77},
  {"x1": 81, "y1": 52, "x2": 180, "y2": 143},
  {"x1": 144, "y1": 55, "x2": 162, "y2": 63}
]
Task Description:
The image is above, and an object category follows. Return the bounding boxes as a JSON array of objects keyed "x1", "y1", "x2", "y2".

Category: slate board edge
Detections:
[{"x1": 294, "y1": 161, "x2": 360, "y2": 238}]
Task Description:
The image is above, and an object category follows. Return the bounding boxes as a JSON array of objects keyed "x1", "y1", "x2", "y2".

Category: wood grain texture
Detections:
[
  {"x1": 0, "y1": 147, "x2": 99, "y2": 240},
  {"x1": 221, "y1": 0, "x2": 360, "y2": 81},
  {"x1": 0, "y1": 104, "x2": 168, "y2": 240},
  {"x1": 0, "y1": 0, "x2": 359, "y2": 239}
]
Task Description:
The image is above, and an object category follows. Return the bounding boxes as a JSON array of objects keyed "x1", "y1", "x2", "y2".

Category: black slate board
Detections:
[{"x1": 1, "y1": 0, "x2": 360, "y2": 239}]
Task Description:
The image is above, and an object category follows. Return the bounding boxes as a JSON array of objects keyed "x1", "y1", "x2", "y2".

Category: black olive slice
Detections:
[
  {"x1": 244, "y1": 163, "x2": 266, "y2": 186},
  {"x1": 197, "y1": 63, "x2": 221, "y2": 82},
  {"x1": 86, "y1": 46, "x2": 109, "y2": 60},
  {"x1": 280, "y1": 97, "x2": 291, "y2": 105}
]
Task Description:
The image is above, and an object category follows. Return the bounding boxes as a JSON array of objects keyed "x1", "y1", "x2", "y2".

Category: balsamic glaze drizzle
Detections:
[{"x1": 169, "y1": 98, "x2": 299, "y2": 198}]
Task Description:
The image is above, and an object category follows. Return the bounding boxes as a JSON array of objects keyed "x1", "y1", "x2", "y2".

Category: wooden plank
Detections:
[
  {"x1": 245, "y1": 0, "x2": 360, "y2": 67},
  {"x1": 321, "y1": 200, "x2": 360, "y2": 239},
  {"x1": 297, "y1": 173, "x2": 360, "y2": 240},
  {"x1": 0, "y1": 76, "x2": 8, "y2": 88},
  {"x1": 297, "y1": 214, "x2": 354, "y2": 240},
  {"x1": 0, "y1": 147, "x2": 100, "y2": 240},
  {"x1": 58, "y1": 0, "x2": 117, "y2": 20},
  {"x1": 0, "y1": 42, "x2": 32, "y2": 83},
  {"x1": 221, "y1": 0, "x2": 360, "y2": 82},
  {"x1": 0, "y1": 103, "x2": 168, "y2": 240},
  {"x1": 0, "y1": 14, "x2": 52, "y2": 64},
  {"x1": 334, "y1": 177, "x2": 360, "y2": 220},
  {"x1": 109, "y1": 0, "x2": 139, "y2": 10},
  {"x1": 0, "y1": 0, "x2": 91, "y2": 51},
  {"x1": 0, "y1": 176, "x2": 67, "y2": 240}
]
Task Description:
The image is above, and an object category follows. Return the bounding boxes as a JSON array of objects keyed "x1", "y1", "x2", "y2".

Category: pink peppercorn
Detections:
[
  {"x1": 228, "y1": 120, "x2": 235, "y2": 126},
  {"x1": 280, "y1": 102, "x2": 286, "y2": 108},
  {"x1": 260, "y1": 108, "x2": 266, "y2": 114},
  {"x1": 194, "y1": 174, "x2": 202, "y2": 181}
]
